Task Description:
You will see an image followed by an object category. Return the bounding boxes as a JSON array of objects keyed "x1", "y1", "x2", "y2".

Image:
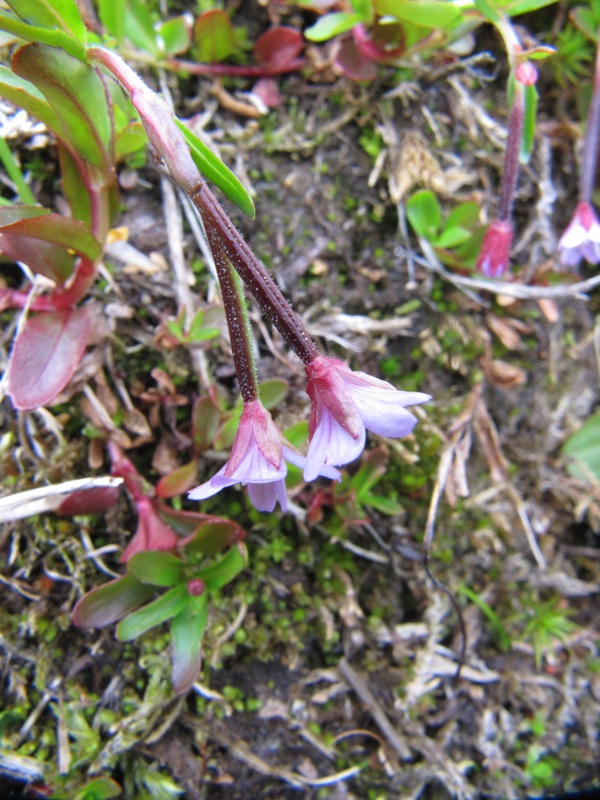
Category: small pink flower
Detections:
[
  {"x1": 558, "y1": 201, "x2": 600, "y2": 268},
  {"x1": 188, "y1": 400, "x2": 337, "y2": 513},
  {"x1": 476, "y1": 220, "x2": 513, "y2": 278},
  {"x1": 304, "y1": 356, "x2": 430, "y2": 481}
]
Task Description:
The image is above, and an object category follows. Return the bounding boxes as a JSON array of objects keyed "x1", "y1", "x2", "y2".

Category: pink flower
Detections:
[
  {"x1": 558, "y1": 201, "x2": 600, "y2": 268},
  {"x1": 304, "y1": 356, "x2": 430, "y2": 481},
  {"x1": 476, "y1": 220, "x2": 513, "y2": 278},
  {"x1": 188, "y1": 400, "x2": 338, "y2": 513}
]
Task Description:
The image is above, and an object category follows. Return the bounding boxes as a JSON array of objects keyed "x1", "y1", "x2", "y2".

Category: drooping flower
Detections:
[
  {"x1": 303, "y1": 356, "x2": 431, "y2": 481},
  {"x1": 558, "y1": 201, "x2": 600, "y2": 268},
  {"x1": 188, "y1": 400, "x2": 338, "y2": 513},
  {"x1": 476, "y1": 219, "x2": 513, "y2": 278}
]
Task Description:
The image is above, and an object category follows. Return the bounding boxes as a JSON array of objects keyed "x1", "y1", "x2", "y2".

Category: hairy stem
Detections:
[
  {"x1": 580, "y1": 35, "x2": 600, "y2": 203},
  {"x1": 498, "y1": 80, "x2": 524, "y2": 222},
  {"x1": 213, "y1": 247, "x2": 259, "y2": 403},
  {"x1": 191, "y1": 184, "x2": 319, "y2": 365}
]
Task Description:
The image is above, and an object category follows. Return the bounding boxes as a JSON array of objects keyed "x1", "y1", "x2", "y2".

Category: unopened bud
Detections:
[
  {"x1": 515, "y1": 61, "x2": 538, "y2": 86},
  {"x1": 187, "y1": 578, "x2": 205, "y2": 597}
]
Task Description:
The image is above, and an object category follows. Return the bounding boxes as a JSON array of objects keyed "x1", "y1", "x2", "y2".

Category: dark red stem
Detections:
[
  {"x1": 498, "y1": 83, "x2": 524, "y2": 222},
  {"x1": 212, "y1": 246, "x2": 259, "y2": 403},
  {"x1": 191, "y1": 184, "x2": 319, "y2": 365},
  {"x1": 580, "y1": 36, "x2": 600, "y2": 203},
  {"x1": 166, "y1": 57, "x2": 304, "y2": 78}
]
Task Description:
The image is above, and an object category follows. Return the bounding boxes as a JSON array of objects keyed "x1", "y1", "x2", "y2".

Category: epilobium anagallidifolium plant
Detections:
[{"x1": 0, "y1": 0, "x2": 429, "y2": 692}]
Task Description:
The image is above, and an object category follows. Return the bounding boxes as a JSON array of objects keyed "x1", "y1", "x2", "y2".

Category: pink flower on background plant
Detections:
[
  {"x1": 303, "y1": 356, "x2": 431, "y2": 481},
  {"x1": 188, "y1": 400, "x2": 338, "y2": 512},
  {"x1": 558, "y1": 201, "x2": 600, "y2": 268},
  {"x1": 476, "y1": 220, "x2": 514, "y2": 278}
]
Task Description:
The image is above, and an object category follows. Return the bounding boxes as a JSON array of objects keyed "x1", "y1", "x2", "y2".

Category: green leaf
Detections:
[
  {"x1": 185, "y1": 520, "x2": 245, "y2": 558},
  {"x1": 0, "y1": 135, "x2": 35, "y2": 204},
  {"x1": 259, "y1": 378, "x2": 289, "y2": 410},
  {"x1": 375, "y1": 0, "x2": 462, "y2": 28},
  {"x1": 444, "y1": 201, "x2": 480, "y2": 232},
  {"x1": 304, "y1": 12, "x2": 365, "y2": 42},
  {"x1": 196, "y1": 543, "x2": 248, "y2": 591},
  {"x1": 73, "y1": 777, "x2": 122, "y2": 800},
  {"x1": 188, "y1": 308, "x2": 221, "y2": 341},
  {"x1": 116, "y1": 584, "x2": 188, "y2": 641},
  {"x1": 363, "y1": 493, "x2": 404, "y2": 515},
  {"x1": 504, "y1": 0, "x2": 559, "y2": 16},
  {"x1": 0, "y1": 8, "x2": 86, "y2": 60},
  {"x1": 193, "y1": 9, "x2": 235, "y2": 63},
  {"x1": 127, "y1": 551, "x2": 185, "y2": 587},
  {"x1": 432, "y1": 225, "x2": 473, "y2": 248},
  {"x1": 0, "y1": 65, "x2": 62, "y2": 134},
  {"x1": 5, "y1": 0, "x2": 86, "y2": 41},
  {"x1": 472, "y1": 0, "x2": 502, "y2": 23},
  {"x1": 520, "y1": 82, "x2": 538, "y2": 165},
  {"x1": 457, "y1": 583, "x2": 512, "y2": 650},
  {"x1": 123, "y1": 0, "x2": 159, "y2": 56},
  {"x1": 97, "y1": 0, "x2": 126, "y2": 45},
  {"x1": 170, "y1": 594, "x2": 208, "y2": 693},
  {"x1": 72, "y1": 574, "x2": 155, "y2": 628},
  {"x1": 563, "y1": 412, "x2": 600, "y2": 482},
  {"x1": 158, "y1": 15, "x2": 192, "y2": 56},
  {"x1": 175, "y1": 119, "x2": 255, "y2": 219},
  {"x1": 12, "y1": 44, "x2": 113, "y2": 170},
  {"x1": 57, "y1": 143, "x2": 92, "y2": 225},
  {"x1": 406, "y1": 189, "x2": 441, "y2": 239}
]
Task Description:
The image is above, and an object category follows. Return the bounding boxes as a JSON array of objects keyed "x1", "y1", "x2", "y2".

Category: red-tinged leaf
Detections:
[
  {"x1": 185, "y1": 520, "x2": 246, "y2": 558},
  {"x1": 157, "y1": 505, "x2": 226, "y2": 538},
  {"x1": 193, "y1": 9, "x2": 235, "y2": 63},
  {"x1": 253, "y1": 27, "x2": 303, "y2": 69},
  {"x1": 116, "y1": 584, "x2": 188, "y2": 641},
  {"x1": 171, "y1": 593, "x2": 207, "y2": 694},
  {"x1": 120, "y1": 496, "x2": 181, "y2": 562},
  {"x1": 0, "y1": 210, "x2": 101, "y2": 261},
  {"x1": 57, "y1": 485, "x2": 121, "y2": 516},
  {"x1": 12, "y1": 44, "x2": 113, "y2": 170},
  {"x1": 334, "y1": 39, "x2": 378, "y2": 81},
  {"x1": 7, "y1": 306, "x2": 92, "y2": 411},
  {"x1": 72, "y1": 574, "x2": 155, "y2": 628},
  {"x1": 156, "y1": 460, "x2": 198, "y2": 499}
]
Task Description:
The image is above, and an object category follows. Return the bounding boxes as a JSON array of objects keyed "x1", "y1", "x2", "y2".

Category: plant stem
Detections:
[
  {"x1": 213, "y1": 246, "x2": 259, "y2": 403},
  {"x1": 579, "y1": 35, "x2": 600, "y2": 203},
  {"x1": 191, "y1": 184, "x2": 319, "y2": 365},
  {"x1": 498, "y1": 80, "x2": 524, "y2": 222}
]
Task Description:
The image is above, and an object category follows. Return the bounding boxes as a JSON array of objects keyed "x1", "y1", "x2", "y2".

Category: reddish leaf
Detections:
[
  {"x1": 72, "y1": 574, "x2": 155, "y2": 628},
  {"x1": 334, "y1": 39, "x2": 378, "y2": 81},
  {"x1": 156, "y1": 460, "x2": 198, "y2": 499},
  {"x1": 254, "y1": 27, "x2": 303, "y2": 69},
  {"x1": 193, "y1": 10, "x2": 235, "y2": 63},
  {"x1": 7, "y1": 305, "x2": 92, "y2": 410},
  {"x1": 57, "y1": 485, "x2": 121, "y2": 516},
  {"x1": 0, "y1": 208, "x2": 101, "y2": 283}
]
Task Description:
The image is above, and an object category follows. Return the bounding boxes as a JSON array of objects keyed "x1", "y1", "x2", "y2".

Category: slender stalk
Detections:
[
  {"x1": 213, "y1": 245, "x2": 259, "y2": 403},
  {"x1": 498, "y1": 80, "x2": 524, "y2": 222},
  {"x1": 579, "y1": 35, "x2": 600, "y2": 203},
  {"x1": 191, "y1": 184, "x2": 319, "y2": 365}
]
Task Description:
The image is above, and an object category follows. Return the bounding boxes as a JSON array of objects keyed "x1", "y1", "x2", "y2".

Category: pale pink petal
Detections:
[
  {"x1": 248, "y1": 480, "x2": 287, "y2": 512},
  {"x1": 351, "y1": 387, "x2": 431, "y2": 438},
  {"x1": 304, "y1": 406, "x2": 365, "y2": 481}
]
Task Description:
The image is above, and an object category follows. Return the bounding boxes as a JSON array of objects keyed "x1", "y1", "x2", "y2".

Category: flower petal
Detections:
[
  {"x1": 304, "y1": 407, "x2": 365, "y2": 481},
  {"x1": 248, "y1": 479, "x2": 287, "y2": 512},
  {"x1": 188, "y1": 467, "x2": 236, "y2": 501},
  {"x1": 351, "y1": 387, "x2": 430, "y2": 438}
]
